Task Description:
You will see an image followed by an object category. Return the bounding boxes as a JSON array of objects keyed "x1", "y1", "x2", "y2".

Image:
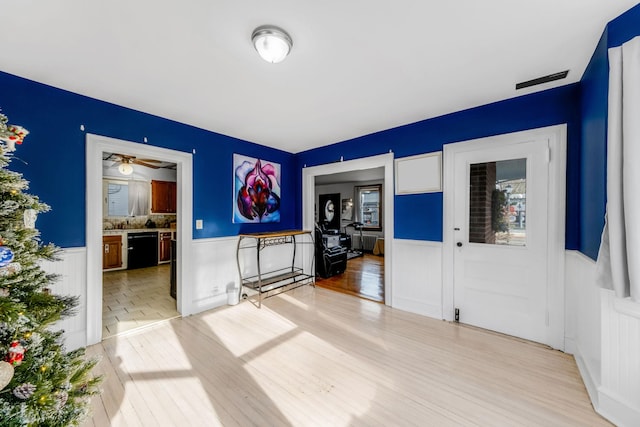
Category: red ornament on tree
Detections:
[{"x1": 6, "y1": 341, "x2": 25, "y2": 366}]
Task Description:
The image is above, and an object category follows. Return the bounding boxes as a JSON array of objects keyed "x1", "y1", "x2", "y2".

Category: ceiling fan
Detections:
[{"x1": 109, "y1": 153, "x2": 163, "y2": 169}]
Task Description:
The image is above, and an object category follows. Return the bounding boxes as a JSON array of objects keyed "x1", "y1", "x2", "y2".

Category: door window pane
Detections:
[{"x1": 468, "y1": 158, "x2": 526, "y2": 246}]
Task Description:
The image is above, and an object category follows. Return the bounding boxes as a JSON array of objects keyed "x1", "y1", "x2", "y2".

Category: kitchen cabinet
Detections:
[
  {"x1": 151, "y1": 180, "x2": 177, "y2": 213},
  {"x1": 103, "y1": 235, "x2": 123, "y2": 269},
  {"x1": 159, "y1": 232, "x2": 172, "y2": 263}
]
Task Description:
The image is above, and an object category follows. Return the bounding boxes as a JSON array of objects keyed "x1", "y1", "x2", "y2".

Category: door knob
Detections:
[{"x1": 456, "y1": 242, "x2": 463, "y2": 247}]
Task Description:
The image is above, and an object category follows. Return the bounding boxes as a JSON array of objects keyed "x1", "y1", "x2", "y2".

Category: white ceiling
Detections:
[{"x1": 1, "y1": 1, "x2": 637, "y2": 153}]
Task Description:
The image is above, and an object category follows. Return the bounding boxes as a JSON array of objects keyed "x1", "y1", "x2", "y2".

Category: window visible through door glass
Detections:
[{"x1": 468, "y1": 158, "x2": 526, "y2": 246}]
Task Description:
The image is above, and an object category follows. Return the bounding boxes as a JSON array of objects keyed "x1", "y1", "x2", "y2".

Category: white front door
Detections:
[{"x1": 444, "y1": 126, "x2": 566, "y2": 348}]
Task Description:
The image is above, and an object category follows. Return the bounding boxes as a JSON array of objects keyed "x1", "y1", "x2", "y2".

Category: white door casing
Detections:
[
  {"x1": 443, "y1": 125, "x2": 566, "y2": 350},
  {"x1": 86, "y1": 134, "x2": 193, "y2": 346}
]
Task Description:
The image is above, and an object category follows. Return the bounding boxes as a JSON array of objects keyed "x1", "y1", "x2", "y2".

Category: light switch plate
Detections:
[{"x1": 195, "y1": 219, "x2": 203, "y2": 229}]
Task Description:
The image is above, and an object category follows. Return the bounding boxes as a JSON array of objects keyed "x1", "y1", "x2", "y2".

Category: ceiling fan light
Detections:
[
  {"x1": 252, "y1": 25, "x2": 292, "y2": 63},
  {"x1": 118, "y1": 163, "x2": 133, "y2": 175}
]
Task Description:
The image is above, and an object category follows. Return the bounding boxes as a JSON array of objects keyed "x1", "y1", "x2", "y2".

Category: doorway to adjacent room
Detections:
[
  {"x1": 86, "y1": 134, "x2": 194, "y2": 346},
  {"x1": 101, "y1": 152, "x2": 180, "y2": 338},
  {"x1": 314, "y1": 168, "x2": 385, "y2": 302},
  {"x1": 302, "y1": 153, "x2": 394, "y2": 305}
]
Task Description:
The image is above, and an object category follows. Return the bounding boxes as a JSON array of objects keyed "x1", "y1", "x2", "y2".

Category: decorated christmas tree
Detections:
[{"x1": 0, "y1": 111, "x2": 101, "y2": 426}]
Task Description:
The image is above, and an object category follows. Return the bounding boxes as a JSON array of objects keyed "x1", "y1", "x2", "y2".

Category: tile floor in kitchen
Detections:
[{"x1": 102, "y1": 264, "x2": 180, "y2": 339}]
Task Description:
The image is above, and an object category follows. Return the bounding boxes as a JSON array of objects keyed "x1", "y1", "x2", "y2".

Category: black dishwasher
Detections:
[{"x1": 127, "y1": 232, "x2": 158, "y2": 269}]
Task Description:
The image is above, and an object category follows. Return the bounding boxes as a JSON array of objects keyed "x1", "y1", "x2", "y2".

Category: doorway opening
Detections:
[
  {"x1": 86, "y1": 134, "x2": 193, "y2": 346},
  {"x1": 314, "y1": 167, "x2": 385, "y2": 302},
  {"x1": 302, "y1": 153, "x2": 394, "y2": 306},
  {"x1": 101, "y1": 152, "x2": 179, "y2": 338}
]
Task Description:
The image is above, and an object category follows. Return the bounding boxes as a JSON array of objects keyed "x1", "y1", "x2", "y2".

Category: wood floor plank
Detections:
[
  {"x1": 83, "y1": 286, "x2": 610, "y2": 427},
  {"x1": 316, "y1": 253, "x2": 384, "y2": 302},
  {"x1": 102, "y1": 265, "x2": 179, "y2": 339}
]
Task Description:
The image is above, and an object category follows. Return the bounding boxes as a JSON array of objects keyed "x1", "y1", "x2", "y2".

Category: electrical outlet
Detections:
[{"x1": 195, "y1": 219, "x2": 203, "y2": 229}]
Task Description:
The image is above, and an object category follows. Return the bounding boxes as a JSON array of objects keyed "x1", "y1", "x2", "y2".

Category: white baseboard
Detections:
[
  {"x1": 573, "y1": 345, "x2": 600, "y2": 410},
  {"x1": 599, "y1": 387, "x2": 640, "y2": 427}
]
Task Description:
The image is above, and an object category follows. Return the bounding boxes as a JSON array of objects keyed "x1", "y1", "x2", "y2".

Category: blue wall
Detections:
[
  {"x1": 296, "y1": 85, "x2": 582, "y2": 245},
  {"x1": 580, "y1": 31, "x2": 609, "y2": 260},
  {"x1": 0, "y1": 71, "x2": 296, "y2": 248},
  {"x1": 578, "y1": 3, "x2": 640, "y2": 260},
  {"x1": 609, "y1": 3, "x2": 640, "y2": 48}
]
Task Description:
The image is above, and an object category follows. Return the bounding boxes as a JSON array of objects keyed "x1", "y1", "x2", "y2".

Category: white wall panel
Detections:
[
  {"x1": 189, "y1": 237, "x2": 240, "y2": 313},
  {"x1": 190, "y1": 235, "x2": 315, "y2": 313},
  {"x1": 391, "y1": 239, "x2": 442, "y2": 319},
  {"x1": 565, "y1": 251, "x2": 601, "y2": 383},
  {"x1": 600, "y1": 290, "x2": 640, "y2": 426},
  {"x1": 39, "y1": 247, "x2": 87, "y2": 351},
  {"x1": 566, "y1": 250, "x2": 640, "y2": 427}
]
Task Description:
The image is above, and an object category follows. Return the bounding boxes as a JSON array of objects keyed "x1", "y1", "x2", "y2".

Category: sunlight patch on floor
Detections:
[
  {"x1": 276, "y1": 291, "x2": 311, "y2": 310},
  {"x1": 244, "y1": 330, "x2": 381, "y2": 426},
  {"x1": 200, "y1": 302, "x2": 298, "y2": 357}
]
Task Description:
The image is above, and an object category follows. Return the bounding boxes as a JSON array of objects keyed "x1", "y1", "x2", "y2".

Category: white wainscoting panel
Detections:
[
  {"x1": 566, "y1": 250, "x2": 640, "y2": 427},
  {"x1": 39, "y1": 247, "x2": 87, "y2": 351},
  {"x1": 189, "y1": 237, "x2": 241, "y2": 314},
  {"x1": 391, "y1": 239, "x2": 442, "y2": 319},
  {"x1": 190, "y1": 235, "x2": 315, "y2": 314},
  {"x1": 565, "y1": 251, "x2": 601, "y2": 404},
  {"x1": 600, "y1": 290, "x2": 640, "y2": 426}
]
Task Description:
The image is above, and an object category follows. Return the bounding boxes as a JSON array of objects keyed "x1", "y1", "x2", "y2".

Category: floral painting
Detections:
[{"x1": 233, "y1": 154, "x2": 281, "y2": 223}]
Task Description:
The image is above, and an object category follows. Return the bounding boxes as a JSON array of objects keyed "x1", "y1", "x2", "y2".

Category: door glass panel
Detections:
[{"x1": 469, "y1": 158, "x2": 526, "y2": 246}]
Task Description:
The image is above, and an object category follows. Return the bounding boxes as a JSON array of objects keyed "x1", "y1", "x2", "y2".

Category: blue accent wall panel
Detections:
[
  {"x1": 580, "y1": 30, "x2": 609, "y2": 260},
  {"x1": 608, "y1": 3, "x2": 640, "y2": 48},
  {"x1": 394, "y1": 193, "x2": 443, "y2": 241},
  {"x1": 297, "y1": 85, "x2": 581, "y2": 244},
  {"x1": 0, "y1": 71, "x2": 296, "y2": 248}
]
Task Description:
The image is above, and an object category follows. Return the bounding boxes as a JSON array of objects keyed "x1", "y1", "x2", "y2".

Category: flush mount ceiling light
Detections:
[
  {"x1": 251, "y1": 25, "x2": 293, "y2": 63},
  {"x1": 118, "y1": 162, "x2": 133, "y2": 175}
]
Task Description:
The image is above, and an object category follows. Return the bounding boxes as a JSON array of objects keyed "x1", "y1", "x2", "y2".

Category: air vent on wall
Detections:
[{"x1": 515, "y1": 70, "x2": 569, "y2": 90}]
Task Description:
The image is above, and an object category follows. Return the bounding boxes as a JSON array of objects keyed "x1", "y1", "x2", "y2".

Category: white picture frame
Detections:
[{"x1": 394, "y1": 151, "x2": 442, "y2": 194}]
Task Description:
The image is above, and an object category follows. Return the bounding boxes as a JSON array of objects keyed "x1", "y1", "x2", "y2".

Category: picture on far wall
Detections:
[
  {"x1": 319, "y1": 193, "x2": 340, "y2": 230},
  {"x1": 233, "y1": 154, "x2": 281, "y2": 223}
]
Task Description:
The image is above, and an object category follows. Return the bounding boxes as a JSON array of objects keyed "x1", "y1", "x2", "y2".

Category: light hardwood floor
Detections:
[
  {"x1": 102, "y1": 264, "x2": 179, "y2": 339},
  {"x1": 316, "y1": 253, "x2": 384, "y2": 302},
  {"x1": 83, "y1": 285, "x2": 609, "y2": 426}
]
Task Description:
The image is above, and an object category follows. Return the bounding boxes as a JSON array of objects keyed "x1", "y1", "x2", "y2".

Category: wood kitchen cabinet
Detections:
[
  {"x1": 151, "y1": 180, "x2": 177, "y2": 213},
  {"x1": 159, "y1": 232, "x2": 172, "y2": 263},
  {"x1": 103, "y1": 235, "x2": 122, "y2": 269}
]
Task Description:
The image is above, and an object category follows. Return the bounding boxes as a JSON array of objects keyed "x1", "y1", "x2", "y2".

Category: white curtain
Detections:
[
  {"x1": 596, "y1": 36, "x2": 640, "y2": 301},
  {"x1": 128, "y1": 180, "x2": 150, "y2": 217}
]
